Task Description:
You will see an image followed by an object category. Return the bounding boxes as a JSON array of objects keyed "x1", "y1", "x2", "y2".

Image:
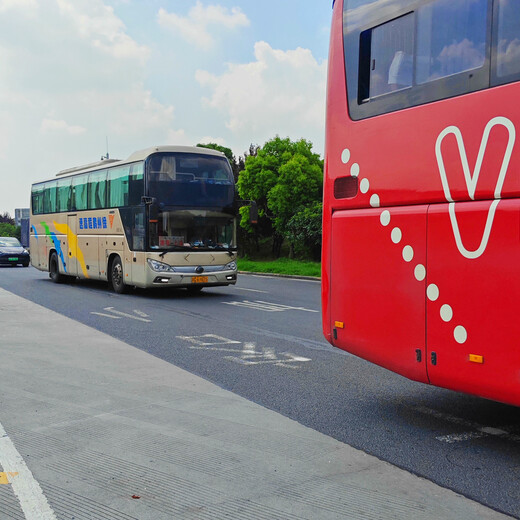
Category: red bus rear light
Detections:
[{"x1": 334, "y1": 176, "x2": 359, "y2": 199}]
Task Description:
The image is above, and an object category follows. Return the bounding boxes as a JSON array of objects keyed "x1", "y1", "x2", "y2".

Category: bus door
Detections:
[
  {"x1": 66, "y1": 214, "x2": 78, "y2": 276},
  {"x1": 426, "y1": 200, "x2": 520, "y2": 404},
  {"x1": 330, "y1": 206, "x2": 429, "y2": 383}
]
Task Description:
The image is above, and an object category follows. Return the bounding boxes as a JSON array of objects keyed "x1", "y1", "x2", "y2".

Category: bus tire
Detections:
[
  {"x1": 49, "y1": 252, "x2": 64, "y2": 283},
  {"x1": 110, "y1": 256, "x2": 127, "y2": 294}
]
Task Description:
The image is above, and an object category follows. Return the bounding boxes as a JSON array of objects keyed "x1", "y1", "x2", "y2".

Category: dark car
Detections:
[{"x1": 0, "y1": 237, "x2": 30, "y2": 267}]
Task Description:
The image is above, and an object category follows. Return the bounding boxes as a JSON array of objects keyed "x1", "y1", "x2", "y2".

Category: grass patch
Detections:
[{"x1": 237, "y1": 257, "x2": 321, "y2": 278}]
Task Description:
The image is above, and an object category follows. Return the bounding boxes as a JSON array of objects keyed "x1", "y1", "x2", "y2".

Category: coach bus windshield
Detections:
[
  {"x1": 146, "y1": 152, "x2": 235, "y2": 209},
  {"x1": 146, "y1": 152, "x2": 236, "y2": 251},
  {"x1": 149, "y1": 209, "x2": 235, "y2": 251}
]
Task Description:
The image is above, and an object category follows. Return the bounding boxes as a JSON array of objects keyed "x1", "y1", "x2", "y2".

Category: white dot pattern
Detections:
[
  {"x1": 427, "y1": 284, "x2": 439, "y2": 301},
  {"x1": 391, "y1": 227, "x2": 402, "y2": 244},
  {"x1": 402, "y1": 245, "x2": 414, "y2": 262},
  {"x1": 380, "y1": 210, "x2": 391, "y2": 227},
  {"x1": 440, "y1": 304, "x2": 453, "y2": 322},
  {"x1": 414, "y1": 264, "x2": 426, "y2": 281},
  {"x1": 341, "y1": 149, "x2": 351, "y2": 164},
  {"x1": 338, "y1": 146, "x2": 470, "y2": 359},
  {"x1": 454, "y1": 325, "x2": 468, "y2": 344}
]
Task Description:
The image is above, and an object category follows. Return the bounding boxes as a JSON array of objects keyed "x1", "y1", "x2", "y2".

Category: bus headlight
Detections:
[
  {"x1": 225, "y1": 261, "x2": 237, "y2": 271},
  {"x1": 147, "y1": 259, "x2": 175, "y2": 272}
]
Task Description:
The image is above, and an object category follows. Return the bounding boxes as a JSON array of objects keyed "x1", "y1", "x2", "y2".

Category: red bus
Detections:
[{"x1": 322, "y1": 0, "x2": 520, "y2": 406}]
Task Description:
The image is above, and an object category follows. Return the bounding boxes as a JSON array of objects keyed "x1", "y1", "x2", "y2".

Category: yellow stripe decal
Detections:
[{"x1": 53, "y1": 221, "x2": 89, "y2": 278}]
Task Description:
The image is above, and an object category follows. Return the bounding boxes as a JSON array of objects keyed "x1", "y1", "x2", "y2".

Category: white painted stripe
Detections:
[
  {"x1": 234, "y1": 287, "x2": 269, "y2": 293},
  {"x1": 0, "y1": 422, "x2": 57, "y2": 520},
  {"x1": 90, "y1": 312, "x2": 122, "y2": 319},
  {"x1": 102, "y1": 307, "x2": 151, "y2": 323}
]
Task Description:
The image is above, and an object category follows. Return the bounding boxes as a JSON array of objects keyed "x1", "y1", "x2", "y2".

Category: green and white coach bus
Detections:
[{"x1": 30, "y1": 146, "x2": 239, "y2": 293}]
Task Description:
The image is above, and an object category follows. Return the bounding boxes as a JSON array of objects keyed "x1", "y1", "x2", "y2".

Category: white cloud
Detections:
[
  {"x1": 0, "y1": 0, "x2": 38, "y2": 14},
  {"x1": 56, "y1": 0, "x2": 149, "y2": 63},
  {"x1": 40, "y1": 118, "x2": 86, "y2": 135},
  {"x1": 196, "y1": 41, "x2": 327, "y2": 154},
  {"x1": 158, "y1": 2, "x2": 249, "y2": 50}
]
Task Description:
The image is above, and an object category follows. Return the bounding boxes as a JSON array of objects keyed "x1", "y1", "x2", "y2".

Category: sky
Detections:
[{"x1": 0, "y1": 0, "x2": 332, "y2": 216}]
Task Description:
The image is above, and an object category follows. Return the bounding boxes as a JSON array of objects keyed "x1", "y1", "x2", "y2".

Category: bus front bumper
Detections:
[{"x1": 147, "y1": 269, "x2": 237, "y2": 288}]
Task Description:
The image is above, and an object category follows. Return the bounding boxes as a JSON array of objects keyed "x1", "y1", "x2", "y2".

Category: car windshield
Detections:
[{"x1": 0, "y1": 237, "x2": 21, "y2": 247}]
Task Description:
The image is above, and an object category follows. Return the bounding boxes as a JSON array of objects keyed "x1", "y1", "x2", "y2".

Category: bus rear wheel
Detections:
[
  {"x1": 110, "y1": 256, "x2": 127, "y2": 294},
  {"x1": 49, "y1": 252, "x2": 64, "y2": 283}
]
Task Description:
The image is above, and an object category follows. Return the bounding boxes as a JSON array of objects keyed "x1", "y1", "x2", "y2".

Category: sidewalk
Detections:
[{"x1": 0, "y1": 287, "x2": 512, "y2": 520}]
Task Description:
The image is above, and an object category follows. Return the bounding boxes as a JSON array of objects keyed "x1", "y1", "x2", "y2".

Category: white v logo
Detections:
[{"x1": 435, "y1": 116, "x2": 516, "y2": 259}]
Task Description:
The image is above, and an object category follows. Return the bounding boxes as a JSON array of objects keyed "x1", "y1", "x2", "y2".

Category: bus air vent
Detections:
[{"x1": 334, "y1": 176, "x2": 358, "y2": 199}]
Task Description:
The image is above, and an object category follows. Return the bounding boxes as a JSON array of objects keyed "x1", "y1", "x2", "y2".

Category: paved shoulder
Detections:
[{"x1": 0, "y1": 288, "x2": 511, "y2": 519}]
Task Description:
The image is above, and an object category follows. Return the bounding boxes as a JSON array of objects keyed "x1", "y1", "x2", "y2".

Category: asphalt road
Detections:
[{"x1": 1, "y1": 265, "x2": 520, "y2": 518}]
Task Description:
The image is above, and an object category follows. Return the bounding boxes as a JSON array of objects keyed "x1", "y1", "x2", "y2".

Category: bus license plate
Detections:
[
  {"x1": 191, "y1": 276, "x2": 208, "y2": 284},
  {"x1": 8, "y1": 257, "x2": 18, "y2": 261}
]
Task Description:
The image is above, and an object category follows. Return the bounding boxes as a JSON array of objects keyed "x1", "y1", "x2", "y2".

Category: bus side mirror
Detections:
[
  {"x1": 149, "y1": 203, "x2": 159, "y2": 223},
  {"x1": 142, "y1": 196, "x2": 159, "y2": 222}
]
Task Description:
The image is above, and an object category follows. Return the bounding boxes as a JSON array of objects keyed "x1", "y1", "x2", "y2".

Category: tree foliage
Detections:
[
  {"x1": 0, "y1": 222, "x2": 20, "y2": 239},
  {"x1": 0, "y1": 212, "x2": 14, "y2": 224},
  {"x1": 286, "y1": 201, "x2": 322, "y2": 260},
  {"x1": 237, "y1": 136, "x2": 323, "y2": 257}
]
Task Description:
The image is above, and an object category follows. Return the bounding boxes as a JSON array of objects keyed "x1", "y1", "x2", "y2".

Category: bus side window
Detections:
[
  {"x1": 416, "y1": 0, "x2": 487, "y2": 85},
  {"x1": 367, "y1": 14, "x2": 414, "y2": 99},
  {"x1": 43, "y1": 181, "x2": 57, "y2": 214},
  {"x1": 108, "y1": 165, "x2": 130, "y2": 208},
  {"x1": 88, "y1": 171, "x2": 107, "y2": 210},
  {"x1": 494, "y1": 0, "x2": 520, "y2": 81},
  {"x1": 57, "y1": 178, "x2": 71, "y2": 213},
  {"x1": 32, "y1": 185, "x2": 44, "y2": 215},
  {"x1": 73, "y1": 174, "x2": 88, "y2": 211}
]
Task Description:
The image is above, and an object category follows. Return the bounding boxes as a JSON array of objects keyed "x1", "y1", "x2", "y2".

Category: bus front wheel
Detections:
[
  {"x1": 49, "y1": 252, "x2": 64, "y2": 283},
  {"x1": 110, "y1": 256, "x2": 127, "y2": 294}
]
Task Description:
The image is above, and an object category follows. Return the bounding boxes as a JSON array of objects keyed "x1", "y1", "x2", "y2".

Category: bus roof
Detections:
[{"x1": 54, "y1": 145, "x2": 226, "y2": 178}]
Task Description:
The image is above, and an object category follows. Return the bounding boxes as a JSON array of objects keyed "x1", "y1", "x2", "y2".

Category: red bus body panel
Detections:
[{"x1": 323, "y1": 0, "x2": 520, "y2": 405}]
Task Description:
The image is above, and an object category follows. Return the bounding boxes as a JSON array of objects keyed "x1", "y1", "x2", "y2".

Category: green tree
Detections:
[
  {"x1": 286, "y1": 201, "x2": 323, "y2": 261},
  {"x1": 0, "y1": 222, "x2": 20, "y2": 239},
  {"x1": 237, "y1": 136, "x2": 323, "y2": 257},
  {"x1": 0, "y1": 212, "x2": 15, "y2": 224}
]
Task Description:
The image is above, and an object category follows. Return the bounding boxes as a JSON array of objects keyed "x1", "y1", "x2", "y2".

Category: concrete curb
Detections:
[{"x1": 238, "y1": 270, "x2": 321, "y2": 282}]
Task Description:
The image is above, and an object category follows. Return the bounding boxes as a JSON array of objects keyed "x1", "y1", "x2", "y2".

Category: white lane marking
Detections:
[
  {"x1": 223, "y1": 300, "x2": 319, "y2": 313},
  {"x1": 177, "y1": 334, "x2": 241, "y2": 346},
  {"x1": 90, "y1": 307, "x2": 151, "y2": 323},
  {"x1": 414, "y1": 406, "x2": 520, "y2": 443},
  {"x1": 176, "y1": 336, "x2": 311, "y2": 369},
  {"x1": 90, "y1": 312, "x2": 121, "y2": 319},
  {"x1": 0, "y1": 422, "x2": 57, "y2": 519},
  {"x1": 233, "y1": 287, "x2": 269, "y2": 293}
]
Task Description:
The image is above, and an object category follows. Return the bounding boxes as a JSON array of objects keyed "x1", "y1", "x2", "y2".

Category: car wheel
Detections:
[
  {"x1": 22, "y1": 263, "x2": 29, "y2": 268},
  {"x1": 49, "y1": 252, "x2": 64, "y2": 283},
  {"x1": 110, "y1": 256, "x2": 127, "y2": 294}
]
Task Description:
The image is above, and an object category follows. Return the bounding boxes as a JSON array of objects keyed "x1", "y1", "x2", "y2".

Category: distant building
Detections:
[{"x1": 15, "y1": 208, "x2": 30, "y2": 226}]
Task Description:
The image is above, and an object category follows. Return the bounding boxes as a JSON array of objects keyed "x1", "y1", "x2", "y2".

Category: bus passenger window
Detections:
[
  {"x1": 365, "y1": 14, "x2": 414, "y2": 99},
  {"x1": 496, "y1": 0, "x2": 520, "y2": 80},
  {"x1": 416, "y1": 0, "x2": 487, "y2": 84}
]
